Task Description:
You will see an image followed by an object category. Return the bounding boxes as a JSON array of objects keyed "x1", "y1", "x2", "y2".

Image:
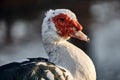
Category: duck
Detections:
[
  {"x1": 41, "y1": 9, "x2": 96, "y2": 80},
  {"x1": 0, "y1": 9, "x2": 96, "y2": 80}
]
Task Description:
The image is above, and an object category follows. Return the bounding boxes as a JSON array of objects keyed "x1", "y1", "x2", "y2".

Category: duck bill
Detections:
[{"x1": 72, "y1": 31, "x2": 90, "y2": 42}]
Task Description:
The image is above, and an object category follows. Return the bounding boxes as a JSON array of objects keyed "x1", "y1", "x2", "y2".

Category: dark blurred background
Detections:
[{"x1": 0, "y1": 0, "x2": 120, "y2": 80}]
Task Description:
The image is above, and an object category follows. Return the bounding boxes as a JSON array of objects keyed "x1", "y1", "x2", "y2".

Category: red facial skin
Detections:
[{"x1": 52, "y1": 13, "x2": 83, "y2": 37}]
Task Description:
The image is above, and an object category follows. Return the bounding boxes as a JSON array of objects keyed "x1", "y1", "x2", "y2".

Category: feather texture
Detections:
[{"x1": 0, "y1": 58, "x2": 73, "y2": 80}]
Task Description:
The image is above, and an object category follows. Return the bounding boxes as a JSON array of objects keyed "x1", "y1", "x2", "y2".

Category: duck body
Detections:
[{"x1": 43, "y1": 40, "x2": 96, "y2": 80}]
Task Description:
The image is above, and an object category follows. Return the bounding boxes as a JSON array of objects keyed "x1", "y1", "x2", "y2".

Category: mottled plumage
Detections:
[{"x1": 0, "y1": 58, "x2": 73, "y2": 80}]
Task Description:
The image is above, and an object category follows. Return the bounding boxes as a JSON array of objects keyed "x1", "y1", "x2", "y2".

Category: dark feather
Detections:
[{"x1": 0, "y1": 57, "x2": 70, "y2": 80}]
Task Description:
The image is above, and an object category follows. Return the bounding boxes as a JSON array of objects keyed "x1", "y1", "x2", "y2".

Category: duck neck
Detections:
[
  {"x1": 42, "y1": 41, "x2": 57, "y2": 54},
  {"x1": 42, "y1": 40, "x2": 79, "y2": 79},
  {"x1": 42, "y1": 33, "x2": 70, "y2": 54}
]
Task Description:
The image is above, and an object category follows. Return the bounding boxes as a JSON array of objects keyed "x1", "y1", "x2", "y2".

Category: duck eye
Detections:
[{"x1": 60, "y1": 18, "x2": 65, "y2": 21}]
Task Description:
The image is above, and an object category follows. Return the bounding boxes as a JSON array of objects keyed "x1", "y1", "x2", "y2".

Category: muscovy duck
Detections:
[
  {"x1": 42, "y1": 9, "x2": 96, "y2": 80},
  {"x1": 0, "y1": 9, "x2": 96, "y2": 80}
]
